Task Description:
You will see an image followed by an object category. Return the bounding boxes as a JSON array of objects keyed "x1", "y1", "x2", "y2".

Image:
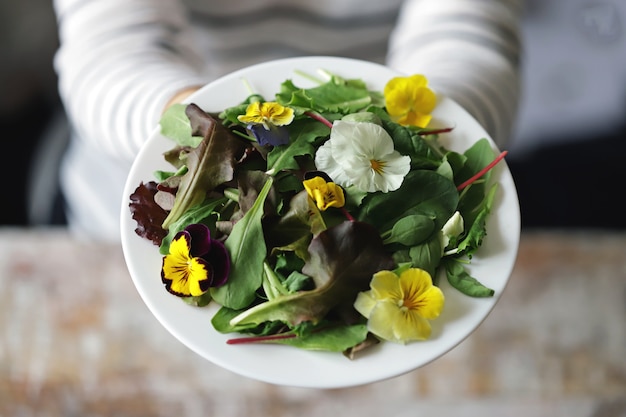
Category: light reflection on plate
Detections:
[{"x1": 120, "y1": 56, "x2": 520, "y2": 389}]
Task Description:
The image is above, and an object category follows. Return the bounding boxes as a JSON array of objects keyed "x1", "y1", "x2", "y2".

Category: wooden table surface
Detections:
[{"x1": 1, "y1": 227, "x2": 625, "y2": 417}]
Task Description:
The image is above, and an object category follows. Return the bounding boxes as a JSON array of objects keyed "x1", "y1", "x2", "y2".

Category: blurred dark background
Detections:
[
  {"x1": 1, "y1": 0, "x2": 63, "y2": 226},
  {"x1": 2, "y1": 0, "x2": 626, "y2": 230}
]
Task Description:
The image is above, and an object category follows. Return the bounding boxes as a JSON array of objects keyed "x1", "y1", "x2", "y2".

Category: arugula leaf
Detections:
[
  {"x1": 456, "y1": 183, "x2": 498, "y2": 257},
  {"x1": 266, "y1": 118, "x2": 330, "y2": 173},
  {"x1": 276, "y1": 78, "x2": 372, "y2": 114}
]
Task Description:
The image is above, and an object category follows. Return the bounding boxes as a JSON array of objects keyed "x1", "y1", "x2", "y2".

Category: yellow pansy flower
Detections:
[
  {"x1": 303, "y1": 176, "x2": 345, "y2": 211},
  {"x1": 384, "y1": 74, "x2": 436, "y2": 128},
  {"x1": 237, "y1": 101, "x2": 295, "y2": 129},
  {"x1": 161, "y1": 224, "x2": 230, "y2": 297},
  {"x1": 354, "y1": 268, "x2": 444, "y2": 343}
]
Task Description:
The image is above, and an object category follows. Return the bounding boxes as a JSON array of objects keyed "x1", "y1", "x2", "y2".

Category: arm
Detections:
[
  {"x1": 387, "y1": 0, "x2": 524, "y2": 148},
  {"x1": 52, "y1": 0, "x2": 209, "y2": 161}
]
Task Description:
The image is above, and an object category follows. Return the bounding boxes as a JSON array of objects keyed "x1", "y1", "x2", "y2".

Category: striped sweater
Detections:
[{"x1": 52, "y1": 0, "x2": 523, "y2": 240}]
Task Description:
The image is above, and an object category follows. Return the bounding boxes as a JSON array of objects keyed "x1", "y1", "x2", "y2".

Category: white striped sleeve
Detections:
[
  {"x1": 52, "y1": 0, "x2": 210, "y2": 161},
  {"x1": 386, "y1": 0, "x2": 524, "y2": 148}
]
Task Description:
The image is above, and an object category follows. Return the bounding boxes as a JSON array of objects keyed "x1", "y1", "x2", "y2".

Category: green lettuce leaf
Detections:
[{"x1": 210, "y1": 178, "x2": 273, "y2": 310}]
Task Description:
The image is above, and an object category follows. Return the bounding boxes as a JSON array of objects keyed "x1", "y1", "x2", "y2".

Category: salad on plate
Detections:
[{"x1": 127, "y1": 67, "x2": 507, "y2": 359}]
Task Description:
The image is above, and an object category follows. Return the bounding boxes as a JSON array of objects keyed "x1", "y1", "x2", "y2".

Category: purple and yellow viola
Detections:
[
  {"x1": 237, "y1": 101, "x2": 295, "y2": 146},
  {"x1": 161, "y1": 224, "x2": 230, "y2": 297}
]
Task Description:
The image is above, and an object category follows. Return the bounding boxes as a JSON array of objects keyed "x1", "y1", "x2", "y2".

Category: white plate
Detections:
[{"x1": 121, "y1": 56, "x2": 520, "y2": 389}]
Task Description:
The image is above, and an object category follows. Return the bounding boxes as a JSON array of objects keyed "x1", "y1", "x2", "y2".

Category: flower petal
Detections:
[
  {"x1": 166, "y1": 256, "x2": 213, "y2": 297},
  {"x1": 369, "y1": 270, "x2": 403, "y2": 302},
  {"x1": 347, "y1": 122, "x2": 395, "y2": 158},
  {"x1": 325, "y1": 121, "x2": 360, "y2": 164},
  {"x1": 167, "y1": 231, "x2": 192, "y2": 261},
  {"x1": 184, "y1": 223, "x2": 211, "y2": 257},
  {"x1": 399, "y1": 268, "x2": 445, "y2": 320},
  {"x1": 161, "y1": 225, "x2": 230, "y2": 296},
  {"x1": 366, "y1": 300, "x2": 405, "y2": 343},
  {"x1": 399, "y1": 268, "x2": 433, "y2": 299},
  {"x1": 207, "y1": 239, "x2": 230, "y2": 287},
  {"x1": 392, "y1": 308, "x2": 432, "y2": 341},
  {"x1": 314, "y1": 141, "x2": 352, "y2": 186},
  {"x1": 248, "y1": 124, "x2": 290, "y2": 146},
  {"x1": 353, "y1": 291, "x2": 377, "y2": 318},
  {"x1": 237, "y1": 102, "x2": 294, "y2": 128},
  {"x1": 345, "y1": 150, "x2": 410, "y2": 193}
]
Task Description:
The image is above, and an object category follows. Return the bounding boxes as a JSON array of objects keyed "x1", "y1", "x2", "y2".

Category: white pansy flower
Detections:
[
  {"x1": 440, "y1": 211, "x2": 464, "y2": 251},
  {"x1": 315, "y1": 120, "x2": 410, "y2": 193}
]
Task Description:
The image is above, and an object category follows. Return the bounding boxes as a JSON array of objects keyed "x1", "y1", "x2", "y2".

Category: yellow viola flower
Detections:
[
  {"x1": 384, "y1": 74, "x2": 436, "y2": 128},
  {"x1": 237, "y1": 101, "x2": 295, "y2": 129},
  {"x1": 354, "y1": 268, "x2": 444, "y2": 343},
  {"x1": 303, "y1": 176, "x2": 346, "y2": 211},
  {"x1": 161, "y1": 224, "x2": 230, "y2": 297}
]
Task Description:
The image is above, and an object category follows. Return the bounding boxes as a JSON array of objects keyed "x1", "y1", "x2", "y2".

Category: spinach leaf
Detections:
[
  {"x1": 358, "y1": 170, "x2": 458, "y2": 232},
  {"x1": 408, "y1": 235, "x2": 444, "y2": 279},
  {"x1": 444, "y1": 259, "x2": 494, "y2": 297},
  {"x1": 382, "y1": 214, "x2": 435, "y2": 246}
]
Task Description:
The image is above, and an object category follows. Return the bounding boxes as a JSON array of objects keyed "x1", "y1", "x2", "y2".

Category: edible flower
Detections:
[
  {"x1": 440, "y1": 211, "x2": 464, "y2": 251},
  {"x1": 161, "y1": 224, "x2": 230, "y2": 297},
  {"x1": 354, "y1": 268, "x2": 444, "y2": 343},
  {"x1": 303, "y1": 176, "x2": 345, "y2": 211},
  {"x1": 238, "y1": 101, "x2": 294, "y2": 146},
  {"x1": 384, "y1": 74, "x2": 436, "y2": 128},
  {"x1": 314, "y1": 120, "x2": 410, "y2": 193}
]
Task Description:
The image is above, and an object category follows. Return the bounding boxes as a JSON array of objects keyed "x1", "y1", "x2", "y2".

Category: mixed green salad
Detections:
[{"x1": 128, "y1": 70, "x2": 506, "y2": 358}]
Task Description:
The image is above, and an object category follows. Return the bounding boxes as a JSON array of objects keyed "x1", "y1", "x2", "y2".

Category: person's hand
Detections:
[{"x1": 163, "y1": 85, "x2": 202, "y2": 112}]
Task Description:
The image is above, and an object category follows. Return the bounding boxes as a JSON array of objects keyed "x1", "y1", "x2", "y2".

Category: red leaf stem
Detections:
[
  {"x1": 305, "y1": 111, "x2": 333, "y2": 129},
  {"x1": 341, "y1": 207, "x2": 355, "y2": 222},
  {"x1": 226, "y1": 332, "x2": 297, "y2": 345},
  {"x1": 456, "y1": 150, "x2": 508, "y2": 191},
  {"x1": 417, "y1": 127, "x2": 454, "y2": 135}
]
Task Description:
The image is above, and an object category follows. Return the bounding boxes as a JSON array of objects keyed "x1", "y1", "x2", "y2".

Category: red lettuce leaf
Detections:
[{"x1": 129, "y1": 181, "x2": 168, "y2": 245}]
